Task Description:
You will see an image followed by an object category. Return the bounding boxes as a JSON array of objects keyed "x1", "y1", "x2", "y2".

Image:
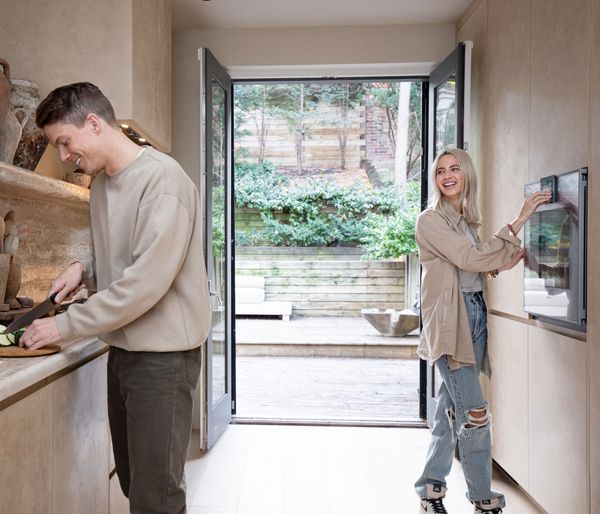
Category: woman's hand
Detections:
[
  {"x1": 498, "y1": 247, "x2": 525, "y2": 271},
  {"x1": 510, "y1": 190, "x2": 552, "y2": 235}
]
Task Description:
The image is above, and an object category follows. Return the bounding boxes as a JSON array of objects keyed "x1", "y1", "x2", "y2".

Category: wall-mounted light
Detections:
[{"x1": 120, "y1": 125, "x2": 152, "y2": 147}]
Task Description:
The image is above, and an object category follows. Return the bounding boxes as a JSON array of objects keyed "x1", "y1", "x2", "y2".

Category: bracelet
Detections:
[
  {"x1": 507, "y1": 223, "x2": 517, "y2": 237},
  {"x1": 488, "y1": 269, "x2": 499, "y2": 279}
]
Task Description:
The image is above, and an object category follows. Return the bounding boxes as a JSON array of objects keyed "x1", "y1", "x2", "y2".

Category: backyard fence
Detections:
[{"x1": 236, "y1": 247, "x2": 405, "y2": 317}]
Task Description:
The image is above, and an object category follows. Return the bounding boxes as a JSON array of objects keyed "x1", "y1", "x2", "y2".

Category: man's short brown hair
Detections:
[{"x1": 36, "y1": 82, "x2": 118, "y2": 129}]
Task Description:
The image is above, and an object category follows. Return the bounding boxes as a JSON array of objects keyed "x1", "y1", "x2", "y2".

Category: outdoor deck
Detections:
[
  {"x1": 234, "y1": 317, "x2": 421, "y2": 422},
  {"x1": 236, "y1": 316, "x2": 419, "y2": 358}
]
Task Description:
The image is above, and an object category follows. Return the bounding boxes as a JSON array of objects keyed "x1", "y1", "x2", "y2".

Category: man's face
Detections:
[{"x1": 44, "y1": 118, "x2": 102, "y2": 175}]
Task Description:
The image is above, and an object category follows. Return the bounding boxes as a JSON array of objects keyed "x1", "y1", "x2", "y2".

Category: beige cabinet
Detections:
[{"x1": 0, "y1": 353, "x2": 110, "y2": 514}]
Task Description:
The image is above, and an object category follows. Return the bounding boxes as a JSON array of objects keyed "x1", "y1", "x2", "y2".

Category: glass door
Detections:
[
  {"x1": 425, "y1": 42, "x2": 471, "y2": 427},
  {"x1": 200, "y1": 48, "x2": 234, "y2": 449}
]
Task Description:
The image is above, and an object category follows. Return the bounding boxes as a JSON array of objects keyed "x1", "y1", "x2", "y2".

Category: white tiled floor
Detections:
[{"x1": 185, "y1": 424, "x2": 543, "y2": 514}]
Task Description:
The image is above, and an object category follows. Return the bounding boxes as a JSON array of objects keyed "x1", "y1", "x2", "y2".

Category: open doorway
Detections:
[{"x1": 232, "y1": 78, "x2": 425, "y2": 424}]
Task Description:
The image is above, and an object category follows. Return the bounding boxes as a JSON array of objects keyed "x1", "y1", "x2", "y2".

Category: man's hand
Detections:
[
  {"x1": 52, "y1": 261, "x2": 85, "y2": 303},
  {"x1": 19, "y1": 317, "x2": 62, "y2": 350}
]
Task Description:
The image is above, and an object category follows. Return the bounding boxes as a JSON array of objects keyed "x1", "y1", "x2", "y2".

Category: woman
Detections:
[{"x1": 414, "y1": 148, "x2": 550, "y2": 514}]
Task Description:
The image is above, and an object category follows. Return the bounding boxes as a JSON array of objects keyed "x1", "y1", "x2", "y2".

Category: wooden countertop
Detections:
[{"x1": 0, "y1": 337, "x2": 108, "y2": 408}]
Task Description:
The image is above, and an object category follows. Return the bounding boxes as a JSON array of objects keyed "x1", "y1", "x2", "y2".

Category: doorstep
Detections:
[{"x1": 235, "y1": 316, "x2": 419, "y2": 359}]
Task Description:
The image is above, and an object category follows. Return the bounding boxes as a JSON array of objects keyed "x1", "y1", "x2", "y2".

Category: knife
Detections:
[{"x1": 3, "y1": 292, "x2": 59, "y2": 334}]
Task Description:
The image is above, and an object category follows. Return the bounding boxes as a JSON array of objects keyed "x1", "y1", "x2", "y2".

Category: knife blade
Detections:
[{"x1": 3, "y1": 293, "x2": 58, "y2": 334}]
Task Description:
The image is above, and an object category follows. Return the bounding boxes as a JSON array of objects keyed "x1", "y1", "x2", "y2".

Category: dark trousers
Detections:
[{"x1": 107, "y1": 345, "x2": 202, "y2": 514}]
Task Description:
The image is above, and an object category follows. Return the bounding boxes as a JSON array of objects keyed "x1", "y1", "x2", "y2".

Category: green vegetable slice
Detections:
[{"x1": 0, "y1": 328, "x2": 25, "y2": 346}]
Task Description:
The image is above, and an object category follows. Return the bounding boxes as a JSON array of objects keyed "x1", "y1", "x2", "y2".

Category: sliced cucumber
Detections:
[
  {"x1": 12, "y1": 329, "x2": 24, "y2": 346},
  {"x1": 0, "y1": 327, "x2": 25, "y2": 346}
]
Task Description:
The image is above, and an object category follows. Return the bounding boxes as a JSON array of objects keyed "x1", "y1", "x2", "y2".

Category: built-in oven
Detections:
[{"x1": 523, "y1": 167, "x2": 587, "y2": 331}]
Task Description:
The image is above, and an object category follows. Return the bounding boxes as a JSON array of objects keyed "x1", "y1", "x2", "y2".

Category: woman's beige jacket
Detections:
[{"x1": 415, "y1": 203, "x2": 521, "y2": 373}]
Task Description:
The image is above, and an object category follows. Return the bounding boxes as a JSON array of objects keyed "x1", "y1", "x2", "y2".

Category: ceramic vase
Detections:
[
  {"x1": 10, "y1": 79, "x2": 48, "y2": 171},
  {"x1": 0, "y1": 58, "x2": 10, "y2": 130},
  {"x1": 0, "y1": 107, "x2": 27, "y2": 165}
]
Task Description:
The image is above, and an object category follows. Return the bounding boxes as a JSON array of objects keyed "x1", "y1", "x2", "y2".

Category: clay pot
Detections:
[
  {"x1": 0, "y1": 58, "x2": 10, "y2": 129},
  {"x1": 65, "y1": 170, "x2": 92, "y2": 188},
  {"x1": 0, "y1": 107, "x2": 27, "y2": 165},
  {"x1": 4, "y1": 259, "x2": 21, "y2": 310},
  {"x1": 10, "y1": 79, "x2": 48, "y2": 171}
]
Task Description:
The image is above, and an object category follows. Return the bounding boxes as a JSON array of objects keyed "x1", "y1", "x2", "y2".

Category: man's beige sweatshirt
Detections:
[{"x1": 55, "y1": 148, "x2": 210, "y2": 352}]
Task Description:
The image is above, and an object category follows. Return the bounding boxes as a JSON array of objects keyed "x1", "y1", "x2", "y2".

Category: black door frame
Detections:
[{"x1": 231, "y1": 75, "x2": 430, "y2": 424}]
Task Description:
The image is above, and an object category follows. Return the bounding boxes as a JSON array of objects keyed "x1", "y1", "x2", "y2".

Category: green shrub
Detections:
[
  {"x1": 359, "y1": 181, "x2": 420, "y2": 259},
  {"x1": 234, "y1": 161, "x2": 419, "y2": 250}
]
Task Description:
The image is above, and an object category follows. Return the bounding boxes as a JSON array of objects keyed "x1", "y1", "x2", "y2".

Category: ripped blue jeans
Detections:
[{"x1": 415, "y1": 291, "x2": 505, "y2": 508}]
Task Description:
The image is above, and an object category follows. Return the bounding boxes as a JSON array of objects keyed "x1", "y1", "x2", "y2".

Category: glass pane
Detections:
[
  {"x1": 435, "y1": 76, "x2": 457, "y2": 155},
  {"x1": 523, "y1": 171, "x2": 581, "y2": 322},
  {"x1": 211, "y1": 79, "x2": 227, "y2": 406}
]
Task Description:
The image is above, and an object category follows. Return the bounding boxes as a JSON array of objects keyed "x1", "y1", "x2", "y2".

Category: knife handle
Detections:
[{"x1": 49, "y1": 292, "x2": 58, "y2": 304}]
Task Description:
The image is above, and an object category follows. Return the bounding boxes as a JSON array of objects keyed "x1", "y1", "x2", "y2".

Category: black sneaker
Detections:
[
  {"x1": 420, "y1": 497, "x2": 448, "y2": 513},
  {"x1": 473, "y1": 498, "x2": 503, "y2": 513}
]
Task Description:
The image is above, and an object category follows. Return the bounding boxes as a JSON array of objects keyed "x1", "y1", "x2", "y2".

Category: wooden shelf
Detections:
[{"x1": 0, "y1": 162, "x2": 89, "y2": 211}]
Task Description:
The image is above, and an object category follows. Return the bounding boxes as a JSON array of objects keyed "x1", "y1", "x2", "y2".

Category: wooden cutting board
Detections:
[{"x1": 0, "y1": 344, "x2": 60, "y2": 357}]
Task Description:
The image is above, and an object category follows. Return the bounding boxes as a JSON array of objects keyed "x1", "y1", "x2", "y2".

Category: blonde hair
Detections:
[{"x1": 429, "y1": 147, "x2": 481, "y2": 225}]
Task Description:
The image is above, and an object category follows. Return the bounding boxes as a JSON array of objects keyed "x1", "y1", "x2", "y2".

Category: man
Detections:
[{"x1": 21, "y1": 82, "x2": 210, "y2": 514}]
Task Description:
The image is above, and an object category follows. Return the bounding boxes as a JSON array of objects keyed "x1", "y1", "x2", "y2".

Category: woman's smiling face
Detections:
[{"x1": 435, "y1": 153, "x2": 464, "y2": 205}]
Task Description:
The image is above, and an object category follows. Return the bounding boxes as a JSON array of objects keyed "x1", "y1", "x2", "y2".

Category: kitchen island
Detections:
[{"x1": 0, "y1": 338, "x2": 116, "y2": 514}]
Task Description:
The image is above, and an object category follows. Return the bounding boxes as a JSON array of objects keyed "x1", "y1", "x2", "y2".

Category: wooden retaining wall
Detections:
[
  {"x1": 236, "y1": 246, "x2": 363, "y2": 261},
  {"x1": 236, "y1": 249, "x2": 405, "y2": 317},
  {"x1": 235, "y1": 104, "x2": 365, "y2": 169}
]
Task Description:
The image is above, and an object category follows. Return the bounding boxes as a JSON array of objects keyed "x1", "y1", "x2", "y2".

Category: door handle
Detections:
[{"x1": 208, "y1": 280, "x2": 223, "y2": 307}]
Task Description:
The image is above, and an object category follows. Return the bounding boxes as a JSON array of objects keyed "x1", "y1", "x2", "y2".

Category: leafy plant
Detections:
[
  {"x1": 211, "y1": 185, "x2": 225, "y2": 257},
  {"x1": 359, "y1": 180, "x2": 420, "y2": 259},
  {"x1": 234, "y1": 161, "x2": 420, "y2": 250}
]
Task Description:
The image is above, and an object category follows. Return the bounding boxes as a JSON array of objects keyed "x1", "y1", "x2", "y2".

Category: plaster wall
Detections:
[
  {"x1": 457, "y1": 0, "x2": 595, "y2": 511},
  {"x1": 131, "y1": 0, "x2": 172, "y2": 151},
  {"x1": 0, "y1": 0, "x2": 132, "y2": 116}
]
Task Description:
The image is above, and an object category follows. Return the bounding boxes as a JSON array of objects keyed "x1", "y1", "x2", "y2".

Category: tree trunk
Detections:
[
  {"x1": 394, "y1": 82, "x2": 411, "y2": 196},
  {"x1": 297, "y1": 85, "x2": 305, "y2": 172}
]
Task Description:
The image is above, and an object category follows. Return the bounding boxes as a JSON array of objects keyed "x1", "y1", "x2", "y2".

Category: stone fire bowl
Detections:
[{"x1": 361, "y1": 308, "x2": 419, "y2": 337}]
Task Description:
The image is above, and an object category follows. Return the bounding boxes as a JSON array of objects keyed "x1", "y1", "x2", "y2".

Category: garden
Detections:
[
  {"x1": 231, "y1": 80, "x2": 423, "y2": 317},
  {"x1": 233, "y1": 81, "x2": 423, "y2": 256}
]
